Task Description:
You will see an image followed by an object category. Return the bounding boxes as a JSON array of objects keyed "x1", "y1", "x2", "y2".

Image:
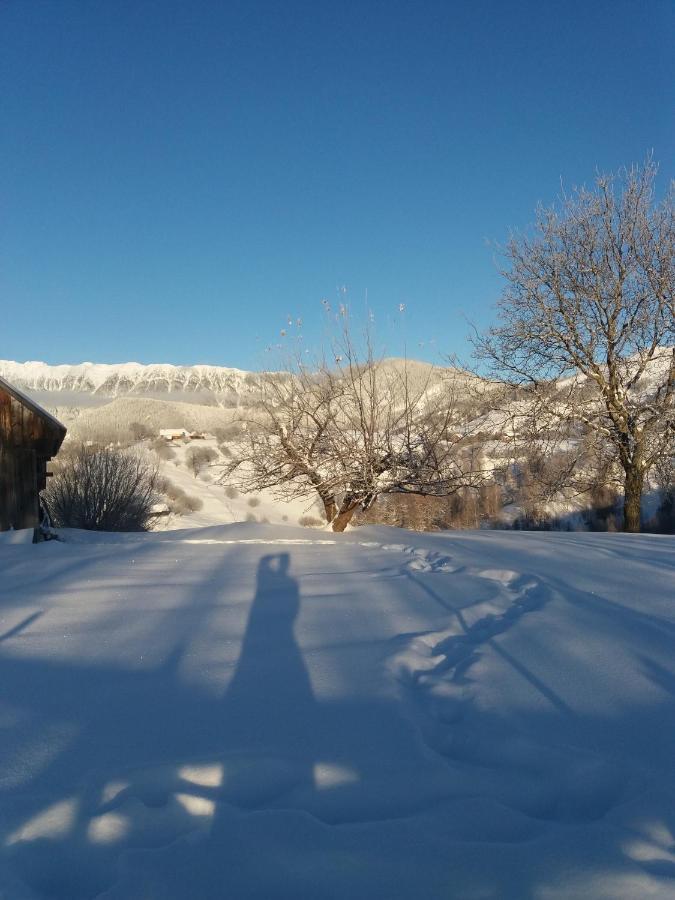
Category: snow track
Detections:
[{"x1": 1, "y1": 524, "x2": 674, "y2": 899}]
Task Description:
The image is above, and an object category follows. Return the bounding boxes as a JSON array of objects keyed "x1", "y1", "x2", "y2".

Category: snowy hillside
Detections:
[
  {"x1": 57, "y1": 398, "x2": 241, "y2": 443},
  {"x1": 152, "y1": 436, "x2": 324, "y2": 529},
  {"x1": 0, "y1": 524, "x2": 674, "y2": 898}
]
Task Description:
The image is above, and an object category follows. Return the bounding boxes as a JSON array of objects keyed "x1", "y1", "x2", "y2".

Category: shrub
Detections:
[
  {"x1": 159, "y1": 478, "x2": 204, "y2": 515},
  {"x1": 169, "y1": 492, "x2": 204, "y2": 515},
  {"x1": 224, "y1": 485, "x2": 239, "y2": 499},
  {"x1": 43, "y1": 446, "x2": 160, "y2": 531},
  {"x1": 186, "y1": 446, "x2": 218, "y2": 477},
  {"x1": 247, "y1": 496, "x2": 261, "y2": 508},
  {"x1": 298, "y1": 515, "x2": 323, "y2": 528},
  {"x1": 130, "y1": 421, "x2": 154, "y2": 441}
]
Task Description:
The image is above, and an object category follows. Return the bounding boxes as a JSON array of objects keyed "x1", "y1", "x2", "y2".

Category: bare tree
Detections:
[
  {"x1": 224, "y1": 324, "x2": 489, "y2": 531},
  {"x1": 474, "y1": 159, "x2": 674, "y2": 532},
  {"x1": 42, "y1": 445, "x2": 161, "y2": 531}
]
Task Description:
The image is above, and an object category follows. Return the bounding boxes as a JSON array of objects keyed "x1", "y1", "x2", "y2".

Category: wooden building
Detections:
[{"x1": 0, "y1": 375, "x2": 66, "y2": 531}]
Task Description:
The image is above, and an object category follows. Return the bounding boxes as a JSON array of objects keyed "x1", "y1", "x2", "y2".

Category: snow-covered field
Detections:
[{"x1": 0, "y1": 524, "x2": 674, "y2": 899}]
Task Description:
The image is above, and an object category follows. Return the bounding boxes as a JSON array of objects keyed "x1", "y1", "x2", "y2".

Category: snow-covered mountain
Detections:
[
  {"x1": 0, "y1": 358, "x2": 460, "y2": 410},
  {"x1": 0, "y1": 360, "x2": 265, "y2": 404}
]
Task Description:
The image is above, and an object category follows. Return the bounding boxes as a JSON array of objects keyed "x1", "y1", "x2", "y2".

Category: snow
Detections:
[
  {"x1": 0, "y1": 360, "x2": 258, "y2": 399},
  {"x1": 154, "y1": 437, "x2": 319, "y2": 528},
  {"x1": 1, "y1": 524, "x2": 674, "y2": 898}
]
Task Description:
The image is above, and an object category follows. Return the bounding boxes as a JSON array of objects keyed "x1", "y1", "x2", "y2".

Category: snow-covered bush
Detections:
[
  {"x1": 186, "y1": 446, "x2": 218, "y2": 477},
  {"x1": 157, "y1": 478, "x2": 203, "y2": 515}
]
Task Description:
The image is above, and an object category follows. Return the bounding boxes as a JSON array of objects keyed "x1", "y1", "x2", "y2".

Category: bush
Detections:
[
  {"x1": 168, "y1": 492, "x2": 204, "y2": 515},
  {"x1": 158, "y1": 478, "x2": 204, "y2": 515},
  {"x1": 247, "y1": 496, "x2": 261, "y2": 508},
  {"x1": 43, "y1": 446, "x2": 160, "y2": 531},
  {"x1": 298, "y1": 515, "x2": 323, "y2": 528},
  {"x1": 224, "y1": 485, "x2": 239, "y2": 499},
  {"x1": 130, "y1": 421, "x2": 154, "y2": 441},
  {"x1": 186, "y1": 445, "x2": 218, "y2": 477}
]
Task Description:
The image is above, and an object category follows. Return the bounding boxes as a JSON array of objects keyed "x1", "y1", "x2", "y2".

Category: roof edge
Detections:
[{"x1": 0, "y1": 374, "x2": 67, "y2": 435}]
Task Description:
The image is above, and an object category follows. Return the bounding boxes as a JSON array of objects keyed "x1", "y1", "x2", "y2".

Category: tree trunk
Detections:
[
  {"x1": 319, "y1": 494, "x2": 337, "y2": 524},
  {"x1": 331, "y1": 501, "x2": 359, "y2": 532},
  {"x1": 622, "y1": 465, "x2": 644, "y2": 533}
]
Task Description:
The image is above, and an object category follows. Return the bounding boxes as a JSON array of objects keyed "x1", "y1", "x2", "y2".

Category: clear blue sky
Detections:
[{"x1": 2, "y1": 0, "x2": 673, "y2": 369}]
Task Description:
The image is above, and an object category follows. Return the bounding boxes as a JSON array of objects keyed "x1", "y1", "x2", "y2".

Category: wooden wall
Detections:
[
  {"x1": 0, "y1": 386, "x2": 65, "y2": 531},
  {"x1": 0, "y1": 446, "x2": 39, "y2": 530}
]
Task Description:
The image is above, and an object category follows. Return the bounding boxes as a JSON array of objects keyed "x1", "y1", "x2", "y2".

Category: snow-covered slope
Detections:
[
  {"x1": 0, "y1": 525, "x2": 674, "y2": 898},
  {"x1": 153, "y1": 436, "x2": 323, "y2": 528},
  {"x1": 60, "y1": 398, "x2": 240, "y2": 440}
]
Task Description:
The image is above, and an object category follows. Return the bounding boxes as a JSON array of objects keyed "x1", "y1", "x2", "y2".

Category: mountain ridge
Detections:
[
  {"x1": 0, "y1": 359, "x2": 263, "y2": 400},
  {"x1": 0, "y1": 357, "x2": 459, "y2": 402}
]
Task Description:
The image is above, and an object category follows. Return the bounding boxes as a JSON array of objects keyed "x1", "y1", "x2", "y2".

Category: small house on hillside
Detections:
[
  {"x1": 159, "y1": 428, "x2": 189, "y2": 441},
  {"x1": 159, "y1": 429, "x2": 206, "y2": 441},
  {"x1": 0, "y1": 375, "x2": 66, "y2": 531}
]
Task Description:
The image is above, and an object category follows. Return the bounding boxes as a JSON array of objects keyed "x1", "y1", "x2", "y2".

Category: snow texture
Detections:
[{"x1": 0, "y1": 524, "x2": 674, "y2": 898}]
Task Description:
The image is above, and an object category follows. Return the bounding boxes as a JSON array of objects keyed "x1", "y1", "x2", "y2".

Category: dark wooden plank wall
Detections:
[
  {"x1": 0, "y1": 387, "x2": 64, "y2": 530},
  {"x1": 0, "y1": 447, "x2": 38, "y2": 530}
]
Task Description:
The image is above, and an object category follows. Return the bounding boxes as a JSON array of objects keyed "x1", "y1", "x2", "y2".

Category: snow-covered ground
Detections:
[{"x1": 0, "y1": 524, "x2": 674, "y2": 899}]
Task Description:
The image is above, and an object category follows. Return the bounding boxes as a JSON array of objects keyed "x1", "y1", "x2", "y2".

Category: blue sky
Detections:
[{"x1": 1, "y1": 0, "x2": 673, "y2": 369}]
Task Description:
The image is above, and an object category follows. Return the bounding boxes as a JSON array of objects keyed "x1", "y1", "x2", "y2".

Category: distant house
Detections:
[
  {"x1": 0, "y1": 375, "x2": 66, "y2": 531},
  {"x1": 159, "y1": 429, "x2": 206, "y2": 441},
  {"x1": 159, "y1": 428, "x2": 190, "y2": 441}
]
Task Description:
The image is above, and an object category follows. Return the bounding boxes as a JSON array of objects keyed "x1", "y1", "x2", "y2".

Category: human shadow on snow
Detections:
[{"x1": 2, "y1": 543, "x2": 675, "y2": 899}]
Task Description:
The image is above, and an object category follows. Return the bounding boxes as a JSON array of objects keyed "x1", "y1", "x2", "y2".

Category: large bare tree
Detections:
[
  {"x1": 474, "y1": 159, "x2": 674, "y2": 532},
  {"x1": 224, "y1": 327, "x2": 488, "y2": 531}
]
